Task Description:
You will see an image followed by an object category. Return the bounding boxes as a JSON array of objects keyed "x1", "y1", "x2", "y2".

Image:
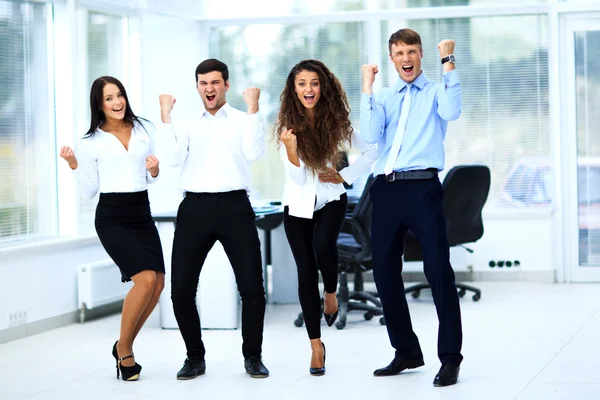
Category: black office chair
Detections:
[
  {"x1": 403, "y1": 165, "x2": 491, "y2": 302},
  {"x1": 292, "y1": 174, "x2": 384, "y2": 330},
  {"x1": 334, "y1": 174, "x2": 385, "y2": 329}
]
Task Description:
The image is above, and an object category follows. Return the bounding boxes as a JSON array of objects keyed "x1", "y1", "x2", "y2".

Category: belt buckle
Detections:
[{"x1": 385, "y1": 173, "x2": 395, "y2": 182}]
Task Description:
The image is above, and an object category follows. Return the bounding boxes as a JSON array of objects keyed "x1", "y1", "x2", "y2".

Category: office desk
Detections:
[{"x1": 154, "y1": 205, "x2": 285, "y2": 329}]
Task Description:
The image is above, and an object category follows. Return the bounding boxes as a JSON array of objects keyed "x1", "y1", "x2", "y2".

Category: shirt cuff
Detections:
[
  {"x1": 147, "y1": 171, "x2": 159, "y2": 183},
  {"x1": 287, "y1": 156, "x2": 304, "y2": 169},
  {"x1": 338, "y1": 168, "x2": 351, "y2": 184},
  {"x1": 443, "y1": 69, "x2": 459, "y2": 87},
  {"x1": 360, "y1": 93, "x2": 373, "y2": 111}
]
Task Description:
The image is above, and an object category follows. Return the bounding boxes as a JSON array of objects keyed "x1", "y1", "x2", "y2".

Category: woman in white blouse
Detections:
[
  {"x1": 274, "y1": 60, "x2": 377, "y2": 376},
  {"x1": 59, "y1": 76, "x2": 164, "y2": 382}
]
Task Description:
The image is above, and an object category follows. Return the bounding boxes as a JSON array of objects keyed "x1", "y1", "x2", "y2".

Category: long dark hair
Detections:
[
  {"x1": 84, "y1": 76, "x2": 147, "y2": 137},
  {"x1": 273, "y1": 60, "x2": 353, "y2": 173}
]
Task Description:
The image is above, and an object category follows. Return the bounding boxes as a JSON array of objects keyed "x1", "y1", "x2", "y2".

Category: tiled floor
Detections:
[{"x1": 2, "y1": 281, "x2": 600, "y2": 400}]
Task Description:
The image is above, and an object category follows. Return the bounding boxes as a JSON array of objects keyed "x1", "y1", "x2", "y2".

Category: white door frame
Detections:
[{"x1": 560, "y1": 13, "x2": 600, "y2": 282}]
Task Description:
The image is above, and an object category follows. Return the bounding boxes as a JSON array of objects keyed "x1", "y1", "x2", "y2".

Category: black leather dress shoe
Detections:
[
  {"x1": 176, "y1": 358, "x2": 206, "y2": 380},
  {"x1": 373, "y1": 357, "x2": 425, "y2": 376},
  {"x1": 244, "y1": 356, "x2": 269, "y2": 378},
  {"x1": 433, "y1": 364, "x2": 459, "y2": 387}
]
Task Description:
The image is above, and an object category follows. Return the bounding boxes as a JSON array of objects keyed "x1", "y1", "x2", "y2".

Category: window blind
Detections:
[
  {"x1": 381, "y1": 15, "x2": 549, "y2": 210},
  {"x1": 0, "y1": 0, "x2": 50, "y2": 241}
]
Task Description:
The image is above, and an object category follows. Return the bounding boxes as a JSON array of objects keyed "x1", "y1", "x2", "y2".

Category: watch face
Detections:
[{"x1": 449, "y1": 54, "x2": 456, "y2": 62}]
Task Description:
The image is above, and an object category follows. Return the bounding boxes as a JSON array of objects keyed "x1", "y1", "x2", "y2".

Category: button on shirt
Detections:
[
  {"x1": 359, "y1": 70, "x2": 461, "y2": 175},
  {"x1": 159, "y1": 102, "x2": 265, "y2": 194},
  {"x1": 74, "y1": 121, "x2": 159, "y2": 199}
]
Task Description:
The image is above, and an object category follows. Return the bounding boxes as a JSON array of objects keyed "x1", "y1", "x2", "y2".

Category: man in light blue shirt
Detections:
[{"x1": 360, "y1": 28, "x2": 463, "y2": 387}]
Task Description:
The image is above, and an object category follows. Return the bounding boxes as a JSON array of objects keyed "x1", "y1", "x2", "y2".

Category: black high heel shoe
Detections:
[
  {"x1": 323, "y1": 293, "x2": 338, "y2": 327},
  {"x1": 112, "y1": 340, "x2": 142, "y2": 381},
  {"x1": 309, "y1": 343, "x2": 326, "y2": 376},
  {"x1": 118, "y1": 355, "x2": 142, "y2": 381}
]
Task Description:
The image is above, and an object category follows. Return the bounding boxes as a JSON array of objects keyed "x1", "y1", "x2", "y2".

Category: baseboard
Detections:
[
  {"x1": 359, "y1": 270, "x2": 555, "y2": 283},
  {"x1": 0, "y1": 301, "x2": 123, "y2": 345},
  {"x1": 471, "y1": 269, "x2": 555, "y2": 283}
]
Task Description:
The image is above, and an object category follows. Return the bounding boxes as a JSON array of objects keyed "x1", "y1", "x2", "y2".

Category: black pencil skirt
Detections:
[{"x1": 95, "y1": 190, "x2": 165, "y2": 282}]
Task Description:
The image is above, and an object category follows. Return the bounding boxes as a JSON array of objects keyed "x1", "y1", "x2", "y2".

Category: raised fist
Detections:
[
  {"x1": 159, "y1": 94, "x2": 176, "y2": 113},
  {"x1": 281, "y1": 129, "x2": 297, "y2": 152},
  {"x1": 59, "y1": 146, "x2": 78, "y2": 170},
  {"x1": 146, "y1": 155, "x2": 159, "y2": 178},
  {"x1": 437, "y1": 39, "x2": 455, "y2": 58},
  {"x1": 361, "y1": 64, "x2": 379, "y2": 87},
  {"x1": 243, "y1": 87, "x2": 260, "y2": 114}
]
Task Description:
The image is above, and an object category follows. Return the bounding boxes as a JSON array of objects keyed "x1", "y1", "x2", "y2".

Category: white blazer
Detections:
[{"x1": 280, "y1": 131, "x2": 378, "y2": 219}]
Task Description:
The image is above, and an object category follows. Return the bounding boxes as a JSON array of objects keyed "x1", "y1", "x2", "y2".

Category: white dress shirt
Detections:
[
  {"x1": 159, "y1": 102, "x2": 265, "y2": 194},
  {"x1": 74, "y1": 121, "x2": 159, "y2": 199},
  {"x1": 281, "y1": 130, "x2": 378, "y2": 219}
]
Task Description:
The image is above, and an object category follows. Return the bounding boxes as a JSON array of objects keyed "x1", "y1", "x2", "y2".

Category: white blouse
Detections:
[
  {"x1": 280, "y1": 130, "x2": 378, "y2": 219},
  {"x1": 74, "y1": 121, "x2": 159, "y2": 199},
  {"x1": 159, "y1": 102, "x2": 265, "y2": 194}
]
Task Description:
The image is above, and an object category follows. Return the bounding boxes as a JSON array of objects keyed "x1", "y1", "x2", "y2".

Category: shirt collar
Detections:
[
  {"x1": 394, "y1": 71, "x2": 428, "y2": 92},
  {"x1": 201, "y1": 101, "x2": 231, "y2": 118}
]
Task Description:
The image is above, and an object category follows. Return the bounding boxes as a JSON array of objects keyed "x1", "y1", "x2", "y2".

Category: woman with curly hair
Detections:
[{"x1": 274, "y1": 59, "x2": 377, "y2": 376}]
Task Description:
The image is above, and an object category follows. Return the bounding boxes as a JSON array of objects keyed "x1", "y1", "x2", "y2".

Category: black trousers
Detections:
[
  {"x1": 370, "y1": 177, "x2": 463, "y2": 366},
  {"x1": 283, "y1": 194, "x2": 348, "y2": 339},
  {"x1": 171, "y1": 190, "x2": 265, "y2": 360}
]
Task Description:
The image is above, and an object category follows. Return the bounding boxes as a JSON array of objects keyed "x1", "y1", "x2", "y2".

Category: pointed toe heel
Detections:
[
  {"x1": 309, "y1": 343, "x2": 326, "y2": 376},
  {"x1": 324, "y1": 310, "x2": 338, "y2": 327}
]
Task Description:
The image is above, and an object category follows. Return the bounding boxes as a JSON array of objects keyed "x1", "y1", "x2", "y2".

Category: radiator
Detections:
[{"x1": 77, "y1": 259, "x2": 131, "y2": 323}]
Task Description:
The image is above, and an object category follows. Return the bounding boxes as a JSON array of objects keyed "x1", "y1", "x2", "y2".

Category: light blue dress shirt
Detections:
[{"x1": 359, "y1": 70, "x2": 461, "y2": 175}]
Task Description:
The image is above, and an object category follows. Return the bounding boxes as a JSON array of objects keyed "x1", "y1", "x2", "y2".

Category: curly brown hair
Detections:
[{"x1": 274, "y1": 59, "x2": 354, "y2": 173}]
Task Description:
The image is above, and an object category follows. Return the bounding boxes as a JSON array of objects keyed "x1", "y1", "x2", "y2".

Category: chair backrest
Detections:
[
  {"x1": 442, "y1": 165, "x2": 491, "y2": 246},
  {"x1": 350, "y1": 174, "x2": 376, "y2": 243}
]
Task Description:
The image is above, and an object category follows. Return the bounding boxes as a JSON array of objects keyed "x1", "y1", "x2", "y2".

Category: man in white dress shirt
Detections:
[{"x1": 159, "y1": 58, "x2": 269, "y2": 380}]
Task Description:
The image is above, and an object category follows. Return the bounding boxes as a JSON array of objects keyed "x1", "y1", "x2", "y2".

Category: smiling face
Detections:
[
  {"x1": 197, "y1": 70, "x2": 229, "y2": 115},
  {"x1": 101, "y1": 83, "x2": 126, "y2": 122},
  {"x1": 389, "y1": 41, "x2": 423, "y2": 83},
  {"x1": 294, "y1": 70, "x2": 321, "y2": 114}
]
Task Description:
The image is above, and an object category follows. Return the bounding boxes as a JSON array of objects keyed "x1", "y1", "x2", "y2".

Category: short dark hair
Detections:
[
  {"x1": 388, "y1": 28, "x2": 422, "y2": 54},
  {"x1": 195, "y1": 58, "x2": 229, "y2": 83}
]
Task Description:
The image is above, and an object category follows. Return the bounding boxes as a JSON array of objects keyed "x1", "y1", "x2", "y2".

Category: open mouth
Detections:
[
  {"x1": 304, "y1": 94, "x2": 315, "y2": 104},
  {"x1": 402, "y1": 65, "x2": 414, "y2": 74},
  {"x1": 113, "y1": 106, "x2": 124, "y2": 112},
  {"x1": 206, "y1": 94, "x2": 216, "y2": 102}
]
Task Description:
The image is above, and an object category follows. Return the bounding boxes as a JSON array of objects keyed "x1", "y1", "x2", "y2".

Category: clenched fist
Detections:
[
  {"x1": 281, "y1": 129, "x2": 297, "y2": 152},
  {"x1": 159, "y1": 94, "x2": 176, "y2": 123},
  {"x1": 361, "y1": 64, "x2": 378, "y2": 95},
  {"x1": 59, "y1": 146, "x2": 78, "y2": 170},
  {"x1": 146, "y1": 155, "x2": 159, "y2": 178},
  {"x1": 243, "y1": 87, "x2": 260, "y2": 114},
  {"x1": 437, "y1": 39, "x2": 455, "y2": 58}
]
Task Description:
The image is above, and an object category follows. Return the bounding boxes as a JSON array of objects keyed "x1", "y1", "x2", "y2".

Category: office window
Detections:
[
  {"x1": 209, "y1": 22, "x2": 365, "y2": 200},
  {"x1": 76, "y1": 10, "x2": 125, "y2": 234},
  {"x1": 0, "y1": 1, "x2": 53, "y2": 242},
  {"x1": 203, "y1": 0, "x2": 546, "y2": 18},
  {"x1": 381, "y1": 15, "x2": 549, "y2": 210}
]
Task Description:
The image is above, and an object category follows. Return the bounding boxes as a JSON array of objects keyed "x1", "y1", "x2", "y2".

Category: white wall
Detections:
[
  {"x1": 472, "y1": 215, "x2": 553, "y2": 276},
  {"x1": 0, "y1": 239, "x2": 107, "y2": 332}
]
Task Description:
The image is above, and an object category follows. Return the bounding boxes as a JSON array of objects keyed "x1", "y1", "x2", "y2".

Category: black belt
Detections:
[
  {"x1": 185, "y1": 189, "x2": 246, "y2": 198},
  {"x1": 378, "y1": 168, "x2": 437, "y2": 182}
]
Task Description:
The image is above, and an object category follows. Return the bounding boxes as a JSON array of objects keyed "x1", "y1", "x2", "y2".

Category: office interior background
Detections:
[{"x1": 1, "y1": 0, "x2": 600, "y2": 398}]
